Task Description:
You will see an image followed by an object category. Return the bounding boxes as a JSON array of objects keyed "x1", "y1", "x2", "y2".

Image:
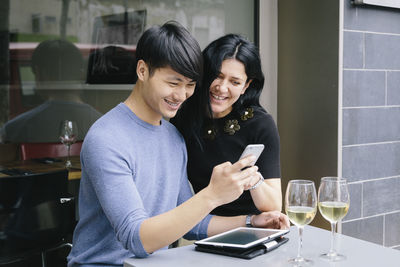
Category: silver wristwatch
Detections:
[{"x1": 245, "y1": 214, "x2": 253, "y2": 227}]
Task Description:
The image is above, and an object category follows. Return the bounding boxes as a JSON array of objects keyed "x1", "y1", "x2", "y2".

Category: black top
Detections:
[{"x1": 185, "y1": 106, "x2": 281, "y2": 216}]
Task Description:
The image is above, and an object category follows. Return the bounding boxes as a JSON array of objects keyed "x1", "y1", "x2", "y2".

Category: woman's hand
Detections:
[
  {"x1": 243, "y1": 171, "x2": 263, "y2": 190},
  {"x1": 251, "y1": 211, "x2": 290, "y2": 229}
]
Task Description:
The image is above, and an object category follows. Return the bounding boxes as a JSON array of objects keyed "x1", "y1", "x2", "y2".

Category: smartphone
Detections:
[{"x1": 239, "y1": 144, "x2": 265, "y2": 166}]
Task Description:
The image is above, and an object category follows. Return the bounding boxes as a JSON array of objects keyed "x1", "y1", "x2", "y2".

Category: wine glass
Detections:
[
  {"x1": 318, "y1": 177, "x2": 350, "y2": 261},
  {"x1": 285, "y1": 180, "x2": 317, "y2": 266},
  {"x1": 59, "y1": 120, "x2": 78, "y2": 168}
]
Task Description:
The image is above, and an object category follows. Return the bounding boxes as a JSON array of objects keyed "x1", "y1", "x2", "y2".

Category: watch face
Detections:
[{"x1": 246, "y1": 215, "x2": 252, "y2": 227}]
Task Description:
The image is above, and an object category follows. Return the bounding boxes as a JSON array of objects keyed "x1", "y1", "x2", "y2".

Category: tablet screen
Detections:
[{"x1": 195, "y1": 227, "x2": 289, "y2": 249}]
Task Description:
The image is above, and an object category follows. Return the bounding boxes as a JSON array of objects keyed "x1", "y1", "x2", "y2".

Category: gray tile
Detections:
[
  {"x1": 343, "y1": 70, "x2": 385, "y2": 107},
  {"x1": 344, "y1": 1, "x2": 400, "y2": 34},
  {"x1": 343, "y1": 107, "x2": 400, "y2": 145},
  {"x1": 343, "y1": 32, "x2": 363, "y2": 69},
  {"x1": 342, "y1": 143, "x2": 400, "y2": 182},
  {"x1": 388, "y1": 72, "x2": 400, "y2": 105},
  {"x1": 343, "y1": 183, "x2": 362, "y2": 221},
  {"x1": 342, "y1": 216, "x2": 384, "y2": 245},
  {"x1": 385, "y1": 212, "x2": 400, "y2": 247},
  {"x1": 363, "y1": 178, "x2": 400, "y2": 216},
  {"x1": 365, "y1": 34, "x2": 400, "y2": 69},
  {"x1": 343, "y1": 0, "x2": 358, "y2": 31}
]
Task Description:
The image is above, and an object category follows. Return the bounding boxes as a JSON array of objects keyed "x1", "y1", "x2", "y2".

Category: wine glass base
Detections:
[
  {"x1": 288, "y1": 257, "x2": 313, "y2": 266},
  {"x1": 320, "y1": 252, "x2": 346, "y2": 262},
  {"x1": 65, "y1": 160, "x2": 72, "y2": 168}
]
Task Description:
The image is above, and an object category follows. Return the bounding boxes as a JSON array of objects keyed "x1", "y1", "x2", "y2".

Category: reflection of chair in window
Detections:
[
  {"x1": 86, "y1": 46, "x2": 137, "y2": 84},
  {"x1": 0, "y1": 169, "x2": 75, "y2": 266},
  {"x1": 0, "y1": 143, "x2": 19, "y2": 163},
  {"x1": 20, "y1": 141, "x2": 83, "y2": 161}
]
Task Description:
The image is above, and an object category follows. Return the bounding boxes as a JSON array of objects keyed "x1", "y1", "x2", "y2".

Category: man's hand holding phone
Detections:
[
  {"x1": 205, "y1": 155, "x2": 259, "y2": 208},
  {"x1": 203, "y1": 144, "x2": 265, "y2": 208}
]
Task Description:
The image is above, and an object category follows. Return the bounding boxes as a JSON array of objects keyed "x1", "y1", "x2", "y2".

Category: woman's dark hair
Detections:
[
  {"x1": 86, "y1": 46, "x2": 137, "y2": 84},
  {"x1": 136, "y1": 21, "x2": 203, "y2": 83},
  {"x1": 173, "y1": 34, "x2": 265, "y2": 147},
  {"x1": 203, "y1": 34, "x2": 265, "y2": 109}
]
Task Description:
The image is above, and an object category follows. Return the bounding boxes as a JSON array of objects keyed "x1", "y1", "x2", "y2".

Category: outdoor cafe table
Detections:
[
  {"x1": 124, "y1": 225, "x2": 400, "y2": 267},
  {"x1": 0, "y1": 155, "x2": 81, "y2": 180}
]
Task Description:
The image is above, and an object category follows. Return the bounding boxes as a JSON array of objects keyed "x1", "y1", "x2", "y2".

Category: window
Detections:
[
  {"x1": 1, "y1": 0, "x2": 257, "y2": 139},
  {"x1": 31, "y1": 14, "x2": 41, "y2": 33}
]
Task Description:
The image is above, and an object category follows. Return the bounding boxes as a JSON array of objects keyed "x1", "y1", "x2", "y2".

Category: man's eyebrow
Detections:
[
  {"x1": 166, "y1": 75, "x2": 183, "y2": 81},
  {"x1": 166, "y1": 75, "x2": 196, "y2": 83}
]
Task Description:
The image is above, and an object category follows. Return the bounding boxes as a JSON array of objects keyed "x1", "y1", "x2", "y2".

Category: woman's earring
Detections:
[{"x1": 239, "y1": 96, "x2": 244, "y2": 106}]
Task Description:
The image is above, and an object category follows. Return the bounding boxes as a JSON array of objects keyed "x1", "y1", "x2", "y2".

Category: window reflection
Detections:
[
  {"x1": 2, "y1": 39, "x2": 102, "y2": 143},
  {"x1": 1, "y1": 0, "x2": 255, "y2": 144},
  {"x1": 87, "y1": 46, "x2": 136, "y2": 84}
]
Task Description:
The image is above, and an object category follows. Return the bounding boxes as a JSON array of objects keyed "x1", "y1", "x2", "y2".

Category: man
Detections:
[
  {"x1": 67, "y1": 21, "x2": 288, "y2": 267},
  {"x1": 1, "y1": 39, "x2": 102, "y2": 143}
]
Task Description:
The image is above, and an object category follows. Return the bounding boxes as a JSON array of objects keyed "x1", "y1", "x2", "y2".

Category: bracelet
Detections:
[{"x1": 249, "y1": 173, "x2": 264, "y2": 190}]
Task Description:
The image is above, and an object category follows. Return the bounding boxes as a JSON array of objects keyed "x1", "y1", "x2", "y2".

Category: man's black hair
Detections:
[{"x1": 136, "y1": 21, "x2": 203, "y2": 83}]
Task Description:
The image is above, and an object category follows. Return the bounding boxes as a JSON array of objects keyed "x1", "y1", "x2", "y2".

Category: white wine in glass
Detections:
[
  {"x1": 285, "y1": 180, "x2": 317, "y2": 266},
  {"x1": 318, "y1": 177, "x2": 350, "y2": 261},
  {"x1": 59, "y1": 120, "x2": 78, "y2": 168}
]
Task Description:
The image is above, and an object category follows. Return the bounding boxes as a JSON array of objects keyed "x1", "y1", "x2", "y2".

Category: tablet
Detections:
[
  {"x1": 194, "y1": 227, "x2": 289, "y2": 249},
  {"x1": 195, "y1": 236, "x2": 289, "y2": 259}
]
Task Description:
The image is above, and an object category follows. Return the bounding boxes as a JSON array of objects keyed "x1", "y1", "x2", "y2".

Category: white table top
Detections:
[{"x1": 124, "y1": 225, "x2": 400, "y2": 267}]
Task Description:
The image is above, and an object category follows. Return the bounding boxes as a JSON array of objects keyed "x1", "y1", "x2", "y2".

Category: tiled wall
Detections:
[{"x1": 341, "y1": 1, "x2": 400, "y2": 250}]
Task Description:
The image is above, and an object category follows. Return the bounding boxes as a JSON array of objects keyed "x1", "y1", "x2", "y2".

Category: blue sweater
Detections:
[{"x1": 68, "y1": 103, "x2": 212, "y2": 267}]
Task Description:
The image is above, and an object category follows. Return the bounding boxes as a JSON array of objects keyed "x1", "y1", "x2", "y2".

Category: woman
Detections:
[{"x1": 172, "y1": 34, "x2": 282, "y2": 217}]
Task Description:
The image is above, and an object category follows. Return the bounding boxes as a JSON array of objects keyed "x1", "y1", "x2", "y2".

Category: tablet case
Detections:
[{"x1": 194, "y1": 236, "x2": 289, "y2": 259}]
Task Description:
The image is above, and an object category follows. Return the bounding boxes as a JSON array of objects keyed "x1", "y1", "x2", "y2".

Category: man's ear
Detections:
[
  {"x1": 241, "y1": 79, "x2": 253, "y2": 95},
  {"x1": 136, "y1": 60, "x2": 148, "y2": 81}
]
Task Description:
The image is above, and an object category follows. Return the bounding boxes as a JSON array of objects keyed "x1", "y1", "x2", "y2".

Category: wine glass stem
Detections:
[
  {"x1": 330, "y1": 221, "x2": 337, "y2": 255},
  {"x1": 67, "y1": 145, "x2": 71, "y2": 162},
  {"x1": 297, "y1": 226, "x2": 304, "y2": 259}
]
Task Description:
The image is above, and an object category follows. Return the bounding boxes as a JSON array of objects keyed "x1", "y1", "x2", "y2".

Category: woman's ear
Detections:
[
  {"x1": 136, "y1": 60, "x2": 148, "y2": 81},
  {"x1": 241, "y1": 79, "x2": 253, "y2": 95}
]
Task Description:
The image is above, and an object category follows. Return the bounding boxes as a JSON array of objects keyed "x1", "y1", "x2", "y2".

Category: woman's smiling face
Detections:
[{"x1": 209, "y1": 58, "x2": 251, "y2": 118}]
